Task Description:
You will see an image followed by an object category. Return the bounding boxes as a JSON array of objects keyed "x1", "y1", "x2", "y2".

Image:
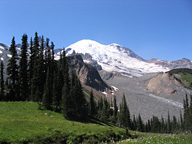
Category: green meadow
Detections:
[
  {"x1": 119, "y1": 131, "x2": 192, "y2": 144},
  {"x1": 0, "y1": 102, "x2": 191, "y2": 143},
  {"x1": 0, "y1": 102, "x2": 129, "y2": 143}
]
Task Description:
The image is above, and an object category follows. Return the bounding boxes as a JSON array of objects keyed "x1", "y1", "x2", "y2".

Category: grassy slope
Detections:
[
  {"x1": 119, "y1": 131, "x2": 192, "y2": 144},
  {"x1": 0, "y1": 102, "x2": 127, "y2": 143},
  {"x1": 168, "y1": 68, "x2": 192, "y2": 89}
]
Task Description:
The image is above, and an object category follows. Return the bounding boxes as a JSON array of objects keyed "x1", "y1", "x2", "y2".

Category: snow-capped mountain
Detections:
[{"x1": 55, "y1": 39, "x2": 170, "y2": 77}]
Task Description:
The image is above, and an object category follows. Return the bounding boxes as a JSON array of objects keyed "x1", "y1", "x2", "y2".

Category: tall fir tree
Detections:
[
  {"x1": 137, "y1": 113, "x2": 144, "y2": 132},
  {"x1": 19, "y1": 34, "x2": 28, "y2": 101},
  {"x1": 36, "y1": 36, "x2": 45, "y2": 101},
  {"x1": 67, "y1": 73, "x2": 88, "y2": 120},
  {"x1": 42, "y1": 68, "x2": 52, "y2": 110},
  {"x1": 74, "y1": 74, "x2": 88, "y2": 120},
  {"x1": 132, "y1": 115, "x2": 137, "y2": 130},
  {"x1": 89, "y1": 89, "x2": 96, "y2": 116},
  {"x1": 112, "y1": 96, "x2": 118, "y2": 124},
  {"x1": 167, "y1": 111, "x2": 172, "y2": 133},
  {"x1": 100, "y1": 98, "x2": 110, "y2": 122},
  {"x1": 52, "y1": 69, "x2": 61, "y2": 112},
  {"x1": 97, "y1": 96, "x2": 103, "y2": 119},
  {"x1": 0, "y1": 61, "x2": 4, "y2": 101},
  {"x1": 7, "y1": 37, "x2": 19, "y2": 101},
  {"x1": 61, "y1": 50, "x2": 70, "y2": 118},
  {"x1": 28, "y1": 37, "x2": 33, "y2": 100},
  {"x1": 30, "y1": 32, "x2": 39, "y2": 101},
  {"x1": 52, "y1": 52, "x2": 65, "y2": 112},
  {"x1": 119, "y1": 94, "x2": 131, "y2": 129},
  {"x1": 180, "y1": 110, "x2": 184, "y2": 131}
]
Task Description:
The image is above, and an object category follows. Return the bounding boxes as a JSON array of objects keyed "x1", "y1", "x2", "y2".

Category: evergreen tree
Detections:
[
  {"x1": 189, "y1": 95, "x2": 192, "y2": 131},
  {"x1": 36, "y1": 36, "x2": 45, "y2": 101},
  {"x1": 7, "y1": 37, "x2": 19, "y2": 101},
  {"x1": 74, "y1": 74, "x2": 88, "y2": 120},
  {"x1": 30, "y1": 32, "x2": 39, "y2": 101},
  {"x1": 172, "y1": 116, "x2": 177, "y2": 132},
  {"x1": 52, "y1": 52, "x2": 65, "y2": 112},
  {"x1": 180, "y1": 110, "x2": 184, "y2": 131},
  {"x1": 183, "y1": 94, "x2": 190, "y2": 130},
  {"x1": 97, "y1": 96, "x2": 103, "y2": 119},
  {"x1": 161, "y1": 116, "x2": 166, "y2": 133},
  {"x1": 89, "y1": 89, "x2": 96, "y2": 116},
  {"x1": 151, "y1": 116, "x2": 160, "y2": 133},
  {"x1": 42, "y1": 68, "x2": 52, "y2": 110},
  {"x1": 28, "y1": 37, "x2": 33, "y2": 100},
  {"x1": 167, "y1": 111, "x2": 172, "y2": 133},
  {"x1": 69, "y1": 73, "x2": 88, "y2": 120},
  {"x1": 0, "y1": 61, "x2": 4, "y2": 101},
  {"x1": 112, "y1": 96, "x2": 118, "y2": 124},
  {"x1": 52, "y1": 69, "x2": 61, "y2": 112},
  {"x1": 61, "y1": 51, "x2": 70, "y2": 118},
  {"x1": 19, "y1": 34, "x2": 28, "y2": 101},
  {"x1": 119, "y1": 94, "x2": 131, "y2": 129},
  {"x1": 132, "y1": 115, "x2": 137, "y2": 130},
  {"x1": 186, "y1": 94, "x2": 189, "y2": 109},
  {"x1": 137, "y1": 113, "x2": 144, "y2": 132},
  {"x1": 100, "y1": 98, "x2": 110, "y2": 122}
]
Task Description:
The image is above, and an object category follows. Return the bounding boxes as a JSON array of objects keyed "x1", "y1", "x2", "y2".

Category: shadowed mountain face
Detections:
[{"x1": 67, "y1": 55, "x2": 111, "y2": 92}]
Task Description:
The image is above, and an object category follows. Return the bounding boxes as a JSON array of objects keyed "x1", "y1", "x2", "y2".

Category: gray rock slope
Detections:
[{"x1": 107, "y1": 73, "x2": 190, "y2": 122}]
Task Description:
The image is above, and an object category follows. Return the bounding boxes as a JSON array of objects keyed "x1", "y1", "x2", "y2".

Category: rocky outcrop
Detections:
[
  {"x1": 67, "y1": 55, "x2": 111, "y2": 91},
  {"x1": 146, "y1": 73, "x2": 181, "y2": 96}
]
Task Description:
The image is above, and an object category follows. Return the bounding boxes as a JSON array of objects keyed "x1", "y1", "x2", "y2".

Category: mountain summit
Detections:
[{"x1": 57, "y1": 39, "x2": 169, "y2": 77}]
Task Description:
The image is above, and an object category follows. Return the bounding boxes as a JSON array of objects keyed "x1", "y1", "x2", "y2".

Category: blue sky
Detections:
[{"x1": 0, "y1": 0, "x2": 192, "y2": 61}]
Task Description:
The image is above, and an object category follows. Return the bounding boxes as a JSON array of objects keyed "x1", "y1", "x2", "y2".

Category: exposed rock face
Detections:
[
  {"x1": 146, "y1": 73, "x2": 181, "y2": 96},
  {"x1": 78, "y1": 53, "x2": 102, "y2": 71},
  {"x1": 67, "y1": 55, "x2": 110, "y2": 91}
]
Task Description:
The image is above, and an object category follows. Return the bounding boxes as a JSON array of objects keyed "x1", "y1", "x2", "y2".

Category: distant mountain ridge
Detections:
[{"x1": 147, "y1": 58, "x2": 192, "y2": 70}]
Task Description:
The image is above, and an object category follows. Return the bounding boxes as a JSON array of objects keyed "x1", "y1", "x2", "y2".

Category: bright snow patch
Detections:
[
  {"x1": 83, "y1": 60, "x2": 91, "y2": 64},
  {"x1": 7, "y1": 54, "x2": 12, "y2": 58},
  {"x1": 54, "y1": 55, "x2": 60, "y2": 60},
  {"x1": 0, "y1": 46, "x2": 5, "y2": 50},
  {"x1": 1, "y1": 57, "x2": 3, "y2": 61},
  {"x1": 102, "y1": 91, "x2": 107, "y2": 96},
  {"x1": 0, "y1": 51, "x2": 2, "y2": 54},
  {"x1": 111, "y1": 86, "x2": 119, "y2": 91}
]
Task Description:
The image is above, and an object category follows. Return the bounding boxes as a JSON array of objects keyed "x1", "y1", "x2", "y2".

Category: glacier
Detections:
[{"x1": 56, "y1": 39, "x2": 170, "y2": 77}]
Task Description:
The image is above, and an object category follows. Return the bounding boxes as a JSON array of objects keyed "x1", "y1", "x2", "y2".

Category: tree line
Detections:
[
  {"x1": 90, "y1": 92, "x2": 191, "y2": 134},
  {"x1": 0, "y1": 33, "x2": 87, "y2": 120},
  {"x1": 0, "y1": 32, "x2": 191, "y2": 133}
]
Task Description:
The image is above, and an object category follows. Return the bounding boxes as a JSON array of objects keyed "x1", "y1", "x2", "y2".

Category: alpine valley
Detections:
[{"x1": 1, "y1": 39, "x2": 192, "y2": 121}]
